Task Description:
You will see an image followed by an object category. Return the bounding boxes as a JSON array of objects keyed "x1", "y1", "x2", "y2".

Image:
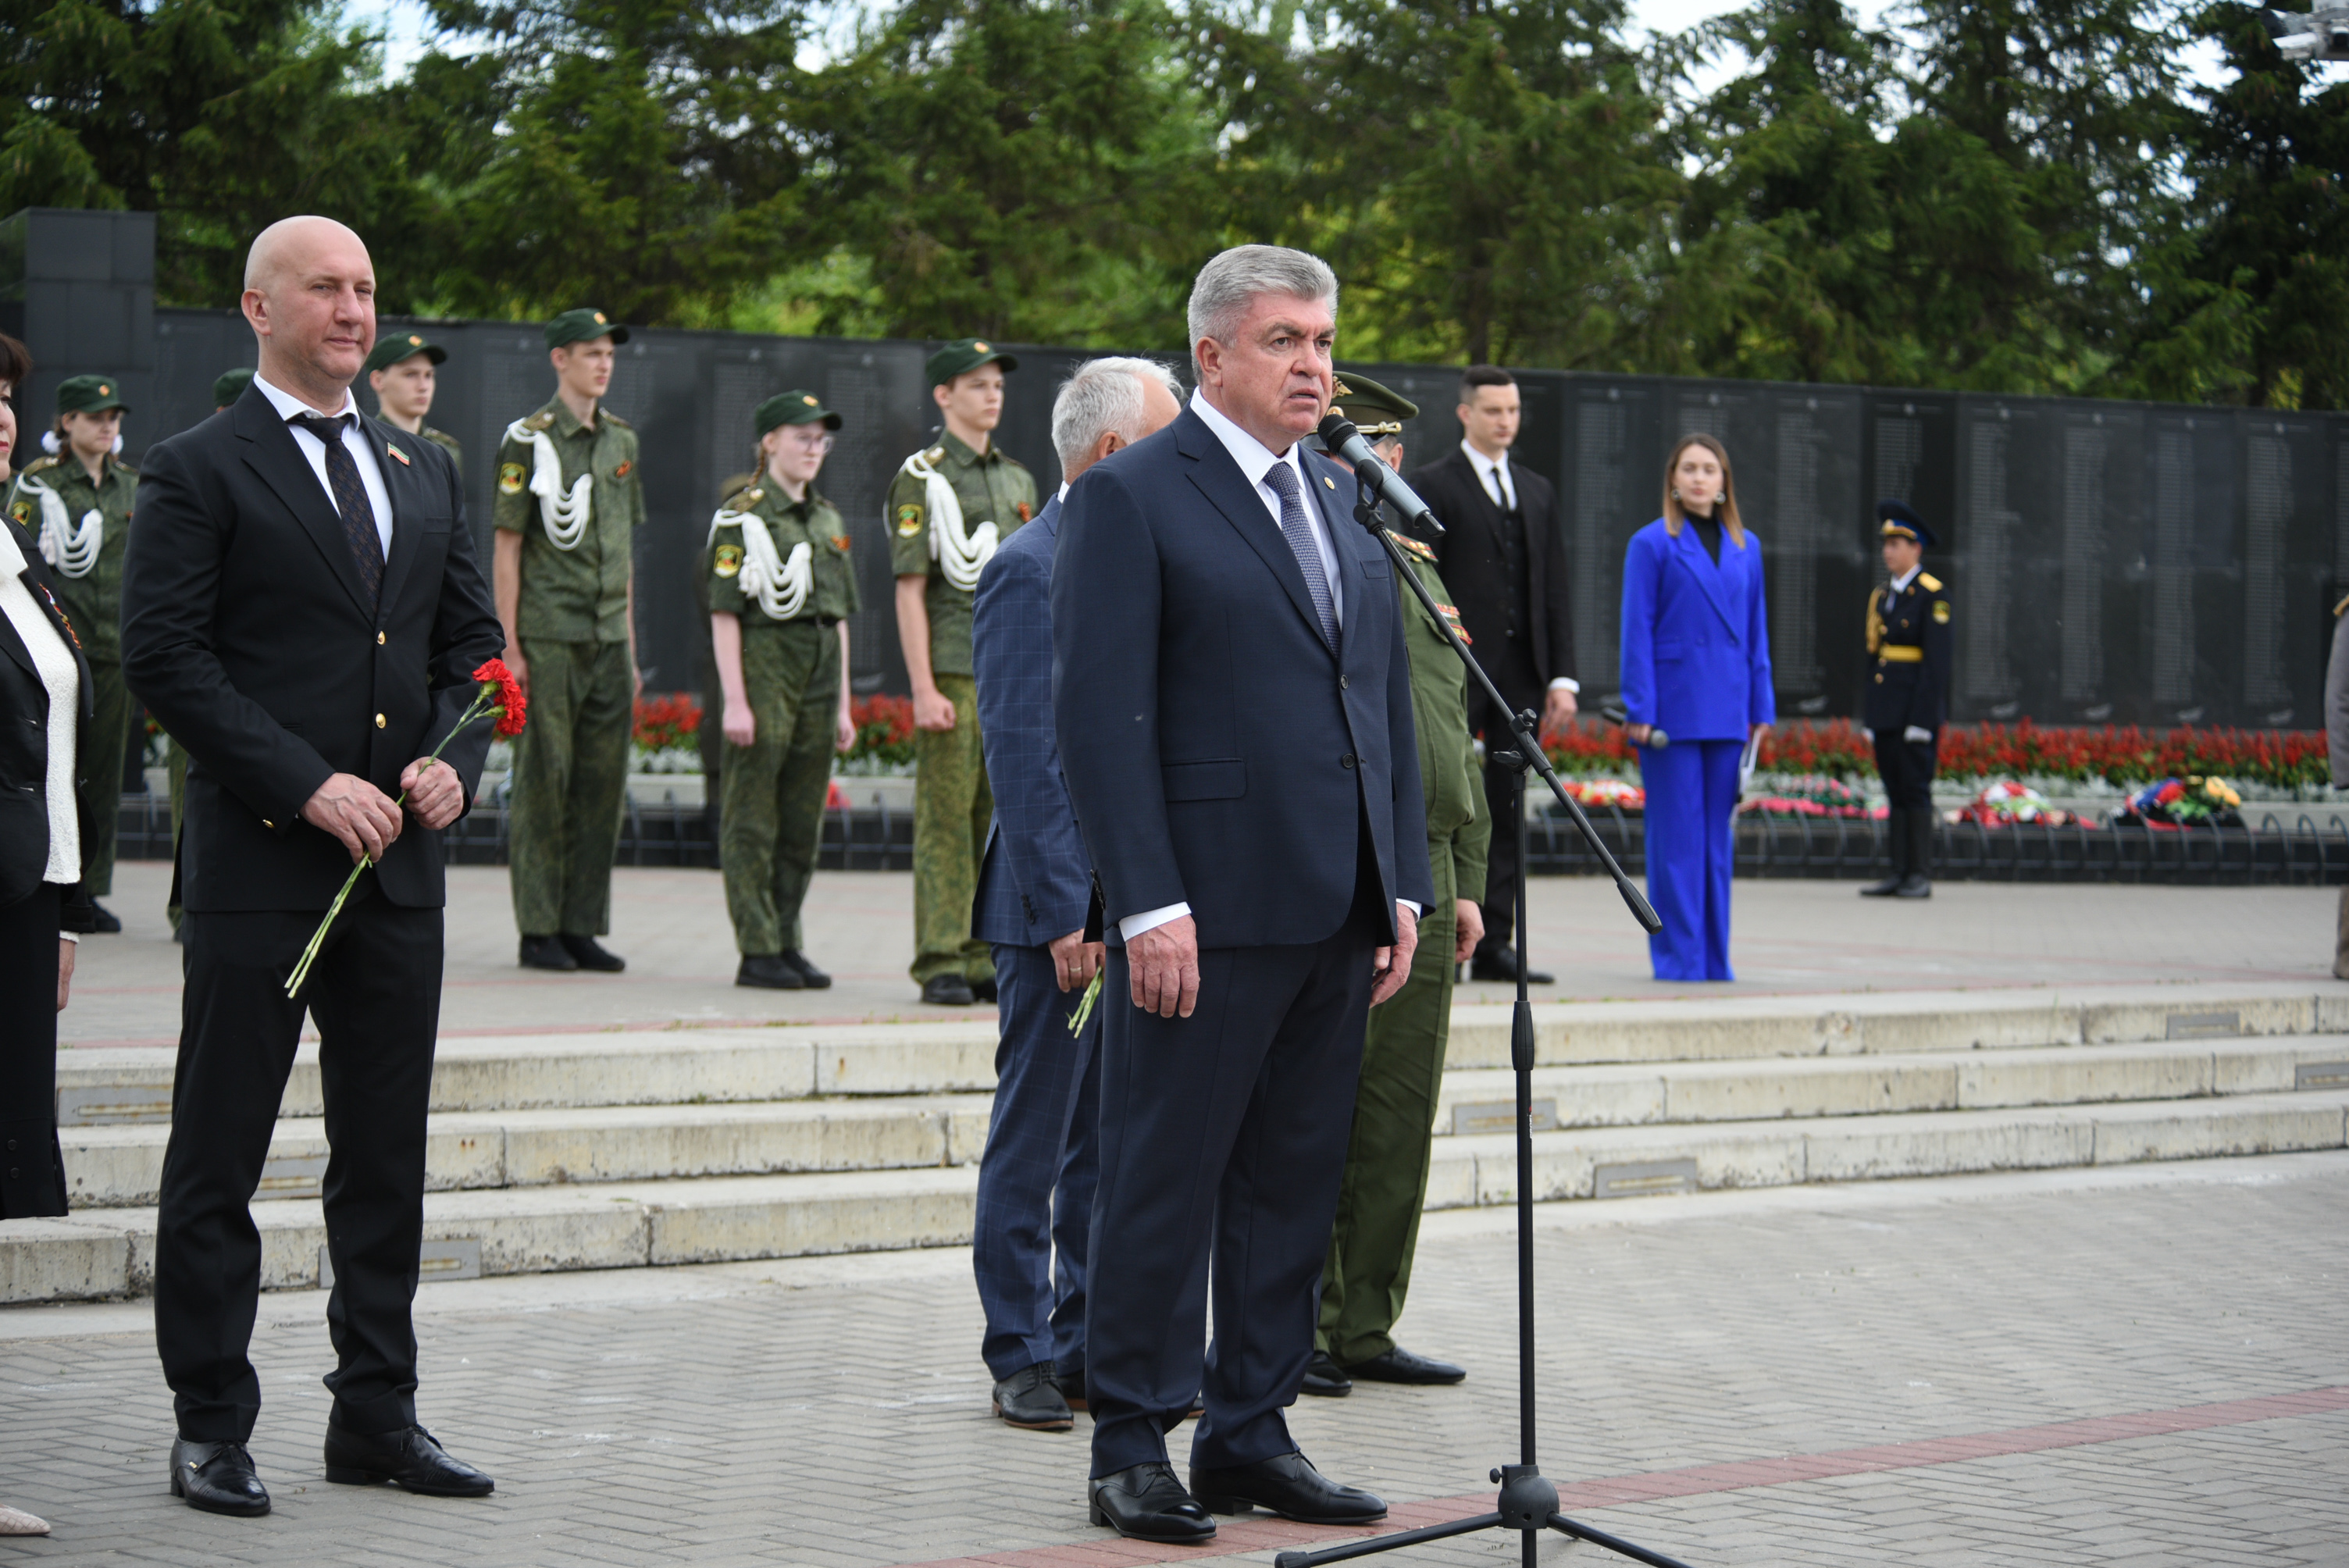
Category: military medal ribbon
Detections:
[{"x1": 284, "y1": 660, "x2": 529, "y2": 998}]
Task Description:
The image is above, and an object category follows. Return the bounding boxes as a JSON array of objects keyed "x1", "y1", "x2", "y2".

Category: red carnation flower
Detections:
[{"x1": 473, "y1": 657, "x2": 528, "y2": 737}]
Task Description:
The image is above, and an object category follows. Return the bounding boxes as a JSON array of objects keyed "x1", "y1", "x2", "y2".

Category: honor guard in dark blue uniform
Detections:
[{"x1": 1861, "y1": 501, "x2": 1949, "y2": 899}]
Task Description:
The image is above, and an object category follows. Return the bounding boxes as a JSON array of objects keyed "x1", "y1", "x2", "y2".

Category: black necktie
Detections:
[{"x1": 291, "y1": 412, "x2": 384, "y2": 601}]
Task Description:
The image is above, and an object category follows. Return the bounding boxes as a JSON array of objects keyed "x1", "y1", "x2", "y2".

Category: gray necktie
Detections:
[{"x1": 1261, "y1": 460, "x2": 1337, "y2": 650}]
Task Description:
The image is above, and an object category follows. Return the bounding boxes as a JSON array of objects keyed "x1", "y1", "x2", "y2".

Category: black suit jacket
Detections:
[
  {"x1": 0, "y1": 519, "x2": 98, "y2": 929},
  {"x1": 120, "y1": 386, "x2": 504, "y2": 913},
  {"x1": 1410, "y1": 447, "x2": 1576, "y2": 710},
  {"x1": 1051, "y1": 404, "x2": 1434, "y2": 950}
]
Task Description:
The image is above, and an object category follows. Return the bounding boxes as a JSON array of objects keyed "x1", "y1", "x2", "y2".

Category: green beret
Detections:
[
  {"x1": 756, "y1": 390, "x2": 843, "y2": 436},
  {"x1": 363, "y1": 331, "x2": 447, "y2": 375},
  {"x1": 212, "y1": 367, "x2": 255, "y2": 407},
  {"x1": 1330, "y1": 372, "x2": 1417, "y2": 437},
  {"x1": 545, "y1": 308, "x2": 630, "y2": 350},
  {"x1": 56, "y1": 374, "x2": 130, "y2": 416},
  {"x1": 925, "y1": 337, "x2": 1017, "y2": 388}
]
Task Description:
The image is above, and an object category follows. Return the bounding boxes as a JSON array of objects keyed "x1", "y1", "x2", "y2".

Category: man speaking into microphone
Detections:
[{"x1": 1053, "y1": 244, "x2": 1432, "y2": 1543}]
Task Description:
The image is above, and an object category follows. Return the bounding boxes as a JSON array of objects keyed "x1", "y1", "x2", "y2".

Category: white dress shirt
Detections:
[
  {"x1": 1121, "y1": 394, "x2": 1421, "y2": 943},
  {"x1": 1460, "y1": 440, "x2": 1579, "y2": 695},
  {"x1": 0, "y1": 522, "x2": 82, "y2": 888},
  {"x1": 1887, "y1": 562, "x2": 1922, "y2": 598},
  {"x1": 254, "y1": 373, "x2": 394, "y2": 558}
]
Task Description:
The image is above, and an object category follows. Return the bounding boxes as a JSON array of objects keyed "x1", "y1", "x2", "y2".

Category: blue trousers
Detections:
[
  {"x1": 973, "y1": 940, "x2": 1101, "y2": 1380},
  {"x1": 1638, "y1": 739, "x2": 1742, "y2": 982}
]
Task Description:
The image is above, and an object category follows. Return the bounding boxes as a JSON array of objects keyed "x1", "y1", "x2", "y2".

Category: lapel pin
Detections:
[
  {"x1": 1323, "y1": 476, "x2": 1335, "y2": 490},
  {"x1": 386, "y1": 444, "x2": 412, "y2": 466}
]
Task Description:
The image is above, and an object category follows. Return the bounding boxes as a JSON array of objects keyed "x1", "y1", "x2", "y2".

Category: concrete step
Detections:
[{"x1": 11, "y1": 1091, "x2": 2344, "y2": 1304}]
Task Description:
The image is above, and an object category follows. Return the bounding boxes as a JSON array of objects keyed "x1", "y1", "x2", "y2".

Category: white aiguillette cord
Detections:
[
  {"x1": 504, "y1": 419, "x2": 592, "y2": 550},
  {"x1": 900, "y1": 448, "x2": 996, "y2": 591},
  {"x1": 708, "y1": 506, "x2": 812, "y2": 622},
  {"x1": 15, "y1": 476, "x2": 101, "y2": 579}
]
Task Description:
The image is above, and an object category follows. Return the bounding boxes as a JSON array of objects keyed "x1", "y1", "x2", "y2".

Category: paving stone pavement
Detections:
[{"x1": 1, "y1": 1156, "x2": 2343, "y2": 1566}]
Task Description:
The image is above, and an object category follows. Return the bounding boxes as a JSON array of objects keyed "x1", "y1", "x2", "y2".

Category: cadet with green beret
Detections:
[
  {"x1": 708, "y1": 391, "x2": 859, "y2": 990},
  {"x1": 6, "y1": 373, "x2": 140, "y2": 932},
  {"x1": 212, "y1": 367, "x2": 255, "y2": 408},
  {"x1": 1307, "y1": 375, "x2": 1486, "y2": 1395},
  {"x1": 493, "y1": 308, "x2": 645, "y2": 974},
  {"x1": 891, "y1": 337, "x2": 1038, "y2": 1006},
  {"x1": 365, "y1": 330, "x2": 462, "y2": 473}
]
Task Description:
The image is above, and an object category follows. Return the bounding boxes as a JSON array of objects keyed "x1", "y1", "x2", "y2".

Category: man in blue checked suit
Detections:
[{"x1": 970, "y1": 357, "x2": 1185, "y2": 1432}]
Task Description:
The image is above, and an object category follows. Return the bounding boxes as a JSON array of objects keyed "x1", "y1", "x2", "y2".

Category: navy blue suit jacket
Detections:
[
  {"x1": 972, "y1": 494, "x2": 1093, "y2": 946},
  {"x1": 1051, "y1": 404, "x2": 1433, "y2": 950}
]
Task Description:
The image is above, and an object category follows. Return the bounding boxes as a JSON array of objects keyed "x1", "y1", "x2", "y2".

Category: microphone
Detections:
[
  {"x1": 1317, "y1": 414, "x2": 1445, "y2": 536},
  {"x1": 1600, "y1": 701, "x2": 1669, "y2": 749}
]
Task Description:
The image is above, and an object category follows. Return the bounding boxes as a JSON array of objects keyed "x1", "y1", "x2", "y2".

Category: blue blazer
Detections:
[
  {"x1": 971, "y1": 494, "x2": 1093, "y2": 947},
  {"x1": 1618, "y1": 519, "x2": 1776, "y2": 743},
  {"x1": 1051, "y1": 404, "x2": 1434, "y2": 950}
]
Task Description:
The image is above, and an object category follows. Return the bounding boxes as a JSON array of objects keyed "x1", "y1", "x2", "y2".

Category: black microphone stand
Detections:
[{"x1": 1274, "y1": 469, "x2": 1692, "y2": 1568}]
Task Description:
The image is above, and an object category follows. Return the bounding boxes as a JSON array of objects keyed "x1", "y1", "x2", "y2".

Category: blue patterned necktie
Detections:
[
  {"x1": 291, "y1": 412, "x2": 384, "y2": 602},
  {"x1": 1260, "y1": 459, "x2": 1337, "y2": 650}
]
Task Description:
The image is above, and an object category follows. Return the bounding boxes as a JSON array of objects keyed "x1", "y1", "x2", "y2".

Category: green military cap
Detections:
[
  {"x1": 756, "y1": 390, "x2": 843, "y2": 435},
  {"x1": 1330, "y1": 372, "x2": 1417, "y2": 437},
  {"x1": 212, "y1": 367, "x2": 255, "y2": 406},
  {"x1": 363, "y1": 331, "x2": 447, "y2": 375},
  {"x1": 545, "y1": 308, "x2": 631, "y2": 349},
  {"x1": 56, "y1": 374, "x2": 130, "y2": 415},
  {"x1": 925, "y1": 337, "x2": 1017, "y2": 388}
]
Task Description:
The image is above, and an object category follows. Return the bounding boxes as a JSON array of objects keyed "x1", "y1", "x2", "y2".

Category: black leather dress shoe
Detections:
[
  {"x1": 737, "y1": 954, "x2": 805, "y2": 990},
  {"x1": 921, "y1": 974, "x2": 975, "y2": 1007},
  {"x1": 1190, "y1": 1451, "x2": 1386, "y2": 1523},
  {"x1": 1857, "y1": 874, "x2": 1904, "y2": 897},
  {"x1": 993, "y1": 1363, "x2": 1073, "y2": 1431},
  {"x1": 324, "y1": 1421, "x2": 494, "y2": 1496},
  {"x1": 779, "y1": 950, "x2": 832, "y2": 989},
  {"x1": 1299, "y1": 1350, "x2": 1353, "y2": 1396},
  {"x1": 1468, "y1": 947, "x2": 1553, "y2": 985},
  {"x1": 88, "y1": 901, "x2": 122, "y2": 934},
  {"x1": 559, "y1": 934, "x2": 626, "y2": 971},
  {"x1": 1894, "y1": 875, "x2": 1932, "y2": 900},
  {"x1": 1344, "y1": 1345, "x2": 1466, "y2": 1385},
  {"x1": 971, "y1": 975, "x2": 999, "y2": 1003},
  {"x1": 1089, "y1": 1462, "x2": 1216, "y2": 1544},
  {"x1": 169, "y1": 1438, "x2": 269, "y2": 1516},
  {"x1": 1053, "y1": 1362, "x2": 1088, "y2": 1412},
  {"x1": 519, "y1": 934, "x2": 577, "y2": 971}
]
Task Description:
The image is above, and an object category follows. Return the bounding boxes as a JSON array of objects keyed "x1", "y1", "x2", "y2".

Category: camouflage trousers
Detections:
[
  {"x1": 508, "y1": 638, "x2": 633, "y2": 937},
  {"x1": 718, "y1": 622, "x2": 839, "y2": 957},
  {"x1": 82, "y1": 658, "x2": 132, "y2": 898},
  {"x1": 910, "y1": 673, "x2": 994, "y2": 985},
  {"x1": 1318, "y1": 841, "x2": 1458, "y2": 1365}
]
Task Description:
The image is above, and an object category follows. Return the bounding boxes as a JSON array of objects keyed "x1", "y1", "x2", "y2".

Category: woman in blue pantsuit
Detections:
[{"x1": 1619, "y1": 434, "x2": 1773, "y2": 982}]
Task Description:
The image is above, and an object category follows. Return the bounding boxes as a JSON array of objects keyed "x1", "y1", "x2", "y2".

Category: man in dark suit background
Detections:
[
  {"x1": 1053, "y1": 244, "x2": 1433, "y2": 1545},
  {"x1": 1410, "y1": 365, "x2": 1577, "y2": 983},
  {"x1": 121, "y1": 216, "x2": 503, "y2": 1516},
  {"x1": 968, "y1": 355, "x2": 1184, "y2": 1433}
]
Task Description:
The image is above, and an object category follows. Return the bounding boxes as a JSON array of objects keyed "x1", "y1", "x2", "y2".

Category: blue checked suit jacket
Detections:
[{"x1": 972, "y1": 494, "x2": 1094, "y2": 947}]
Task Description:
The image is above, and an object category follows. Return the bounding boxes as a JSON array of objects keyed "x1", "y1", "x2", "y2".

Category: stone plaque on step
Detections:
[
  {"x1": 1593, "y1": 1158, "x2": 1698, "y2": 1199},
  {"x1": 2166, "y1": 1010, "x2": 2239, "y2": 1039},
  {"x1": 55, "y1": 1085, "x2": 173, "y2": 1125},
  {"x1": 319, "y1": 1238, "x2": 482, "y2": 1290},
  {"x1": 1452, "y1": 1099, "x2": 1558, "y2": 1137},
  {"x1": 2295, "y1": 1061, "x2": 2349, "y2": 1091},
  {"x1": 255, "y1": 1154, "x2": 327, "y2": 1202}
]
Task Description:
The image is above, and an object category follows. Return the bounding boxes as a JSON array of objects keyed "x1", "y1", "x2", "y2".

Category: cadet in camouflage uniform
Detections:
[
  {"x1": 6, "y1": 374, "x2": 139, "y2": 931},
  {"x1": 1306, "y1": 376, "x2": 1487, "y2": 1395},
  {"x1": 365, "y1": 330, "x2": 462, "y2": 474},
  {"x1": 493, "y1": 308, "x2": 644, "y2": 973},
  {"x1": 891, "y1": 338, "x2": 1037, "y2": 1007},
  {"x1": 708, "y1": 391, "x2": 858, "y2": 989}
]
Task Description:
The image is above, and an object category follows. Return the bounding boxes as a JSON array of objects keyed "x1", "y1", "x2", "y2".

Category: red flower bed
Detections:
[
  {"x1": 633, "y1": 693, "x2": 702, "y2": 752},
  {"x1": 848, "y1": 693, "x2": 916, "y2": 768}
]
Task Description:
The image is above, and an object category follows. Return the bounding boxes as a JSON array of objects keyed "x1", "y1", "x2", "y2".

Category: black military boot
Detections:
[
  {"x1": 1859, "y1": 811, "x2": 1906, "y2": 896},
  {"x1": 1895, "y1": 807, "x2": 1934, "y2": 898}
]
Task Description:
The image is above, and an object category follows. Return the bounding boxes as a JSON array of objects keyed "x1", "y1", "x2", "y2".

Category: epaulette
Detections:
[
  {"x1": 20, "y1": 454, "x2": 58, "y2": 475},
  {"x1": 522, "y1": 411, "x2": 557, "y2": 433},
  {"x1": 2336, "y1": 592, "x2": 2349, "y2": 620},
  {"x1": 925, "y1": 445, "x2": 946, "y2": 464},
  {"x1": 718, "y1": 484, "x2": 764, "y2": 512},
  {"x1": 114, "y1": 460, "x2": 138, "y2": 476},
  {"x1": 1918, "y1": 572, "x2": 1942, "y2": 593},
  {"x1": 601, "y1": 409, "x2": 633, "y2": 429},
  {"x1": 1385, "y1": 528, "x2": 1437, "y2": 563}
]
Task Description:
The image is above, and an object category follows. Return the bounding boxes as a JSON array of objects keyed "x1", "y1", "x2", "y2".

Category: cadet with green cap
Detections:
[
  {"x1": 708, "y1": 391, "x2": 859, "y2": 989},
  {"x1": 891, "y1": 337, "x2": 1038, "y2": 1007},
  {"x1": 6, "y1": 373, "x2": 139, "y2": 931},
  {"x1": 1305, "y1": 374, "x2": 1486, "y2": 1396},
  {"x1": 365, "y1": 330, "x2": 462, "y2": 473},
  {"x1": 212, "y1": 367, "x2": 254, "y2": 409},
  {"x1": 493, "y1": 308, "x2": 646, "y2": 974}
]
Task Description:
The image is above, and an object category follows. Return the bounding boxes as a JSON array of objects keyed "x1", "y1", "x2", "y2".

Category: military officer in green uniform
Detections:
[
  {"x1": 365, "y1": 330, "x2": 462, "y2": 473},
  {"x1": 1305, "y1": 376, "x2": 1487, "y2": 1395},
  {"x1": 493, "y1": 308, "x2": 645, "y2": 973},
  {"x1": 708, "y1": 391, "x2": 859, "y2": 990},
  {"x1": 890, "y1": 338, "x2": 1038, "y2": 1007},
  {"x1": 7, "y1": 373, "x2": 139, "y2": 932}
]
